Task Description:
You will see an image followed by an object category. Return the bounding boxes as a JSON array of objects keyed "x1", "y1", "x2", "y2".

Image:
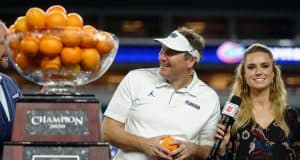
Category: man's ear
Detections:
[
  {"x1": 0, "y1": 22, "x2": 8, "y2": 45},
  {"x1": 0, "y1": 22, "x2": 8, "y2": 36},
  {"x1": 187, "y1": 56, "x2": 197, "y2": 68},
  {"x1": 0, "y1": 22, "x2": 8, "y2": 68}
]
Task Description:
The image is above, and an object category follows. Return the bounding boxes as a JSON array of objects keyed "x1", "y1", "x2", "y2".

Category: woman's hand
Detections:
[{"x1": 215, "y1": 124, "x2": 231, "y2": 156}]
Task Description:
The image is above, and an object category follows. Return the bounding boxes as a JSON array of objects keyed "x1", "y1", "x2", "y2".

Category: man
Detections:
[
  {"x1": 103, "y1": 27, "x2": 220, "y2": 160},
  {"x1": 0, "y1": 20, "x2": 22, "y2": 159}
]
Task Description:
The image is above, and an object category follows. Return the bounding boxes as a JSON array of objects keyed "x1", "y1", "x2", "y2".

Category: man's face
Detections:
[
  {"x1": 158, "y1": 46, "x2": 195, "y2": 82},
  {"x1": 0, "y1": 23, "x2": 8, "y2": 68}
]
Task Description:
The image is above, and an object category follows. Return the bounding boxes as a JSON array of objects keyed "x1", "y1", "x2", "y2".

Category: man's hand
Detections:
[
  {"x1": 142, "y1": 135, "x2": 172, "y2": 160},
  {"x1": 103, "y1": 117, "x2": 173, "y2": 160},
  {"x1": 169, "y1": 139, "x2": 198, "y2": 160}
]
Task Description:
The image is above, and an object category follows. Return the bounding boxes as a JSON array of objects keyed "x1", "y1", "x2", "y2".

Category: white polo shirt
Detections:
[{"x1": 104, "y1": 68, "x2": 221, "y2": 160}]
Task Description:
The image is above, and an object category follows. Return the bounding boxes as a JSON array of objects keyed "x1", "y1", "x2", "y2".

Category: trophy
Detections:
[
  {"x1": 3, "y1": 5, "x2": 118, "y2": 160},
  {"x1": 5, "y1": 27, "x2": 118, "y2": 94}
]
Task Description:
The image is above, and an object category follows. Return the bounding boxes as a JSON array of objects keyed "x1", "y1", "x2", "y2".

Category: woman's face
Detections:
[{"x1": 244, "y1": 51, "x2": 274, "y2": 91}]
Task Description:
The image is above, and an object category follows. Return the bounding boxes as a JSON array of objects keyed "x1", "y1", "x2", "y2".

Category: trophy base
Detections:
[
  {"x1": 3, "y1": 141, "x2": 111, "y2": 160},
  {"x1": 19, "y1": 93, "x2": 99, "y2": 103},
  {"x1": 41, "y1": 81, "x2": 77, "y2": 95},
  {"x1": 12, "y1": 94, "x2": 102, "y2": 142}
]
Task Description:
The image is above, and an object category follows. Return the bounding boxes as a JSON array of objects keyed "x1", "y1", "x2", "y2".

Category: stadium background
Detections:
[{"x1": 0, "y1": 0, "x2": 299, "y2": 112}]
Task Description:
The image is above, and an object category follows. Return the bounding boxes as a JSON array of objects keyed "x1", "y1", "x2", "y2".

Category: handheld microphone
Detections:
[{"x1": 207, "y1": 95, "x2": 242, "y2": 160}]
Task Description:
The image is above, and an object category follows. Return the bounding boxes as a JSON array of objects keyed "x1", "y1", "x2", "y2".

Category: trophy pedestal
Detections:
[
  {"x1": 3, "y1": 142, "x2": 110, "y2": 160},
  {"x1": 3, "y1": 94, "x2": 110, "y2": 160}
]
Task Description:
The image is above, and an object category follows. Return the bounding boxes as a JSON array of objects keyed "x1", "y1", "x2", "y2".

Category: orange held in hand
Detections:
[{"x1": 161, "y1": 136, "x2": 178, "y2": 152}]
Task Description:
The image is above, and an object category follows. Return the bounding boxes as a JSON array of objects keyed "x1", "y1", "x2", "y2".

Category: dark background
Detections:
[{"x1": 0, "y1": 0, "x2": 298, "y2": 10}]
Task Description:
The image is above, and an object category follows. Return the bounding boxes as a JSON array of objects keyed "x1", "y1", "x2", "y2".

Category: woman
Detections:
[{"x1": 215, "y1": 43, "x2": 297, "y2": 160}]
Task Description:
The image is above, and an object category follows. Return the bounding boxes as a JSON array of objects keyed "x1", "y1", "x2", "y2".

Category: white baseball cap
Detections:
[{"x1": 154, "y1": 30, "x2": 200, "y2": 61}]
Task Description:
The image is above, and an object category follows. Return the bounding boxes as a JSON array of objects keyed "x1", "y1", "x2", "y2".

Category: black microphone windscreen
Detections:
[
  {"x1": 230, "y1": 95, "x2": 241, "y2": 105},
  {"x1": 222, "y1": 95, "x2": 241, "y2": 119}
]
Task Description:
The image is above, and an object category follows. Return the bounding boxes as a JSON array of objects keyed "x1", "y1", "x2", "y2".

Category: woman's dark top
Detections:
[{"x1": 219, "y1": 108, "x2": 299, "y2": 160}]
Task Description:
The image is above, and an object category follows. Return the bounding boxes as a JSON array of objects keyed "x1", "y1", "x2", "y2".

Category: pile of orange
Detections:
[
  {"x1": 8, "y1": 5, "x2": 114, "y2": 72},
  {"x1": 161, "y1": 136, "x2": 178, "y2": 152}
]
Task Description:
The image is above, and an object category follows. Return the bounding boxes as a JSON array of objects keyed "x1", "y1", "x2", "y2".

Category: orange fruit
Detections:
[
  {"x1": 161, "y1": 136, "x2": 178, "y2": 152},
  {"x1": 40, "y1": 34, "x2": 63, "y2": 56},
  {"x1": 61, "y1": 47, "x2": 82, "y2": 65},
  {"x1": 61, "y1": 27, "x2": 82, "y2": 47},
  {"x1": 80, "y1": 25, "x2": 97, "y2": 48},
  {"x1": 46, "y1": 11, "x2": 67, "y2": 28},
  {"x1": 25, "y1": 7, "x2": 46, "y2": 30},
  {"x1": 20, "y1": 35, "x2": 40, "y2": 56},
  {"x1": 8, "y1": 39, "x2": 21, "y2": 58},
  {"x1": 41, "y1": 56, "x2": 61, "y2": 70},
  {"x1": 63, "y1": 64, "x2": 81, "y2": 72},
  {"x1": 96, "y1": 31, "x2": 114, "y2": 55},
  {"x1": 46, "y1": 5, "x2": 67, "y2": 14},
  {"x1": 81, "y1": 48, "x2": 100, "y2": 71},
  {"x1": 66, "y1": 13, "x2": 83, "y2": 27},
  {"x1": 15, "y1": 53, "x2": 35, "y2": 71},
  {"x1": 14, "y1": 16, "x2": 28, "y2": 32}
]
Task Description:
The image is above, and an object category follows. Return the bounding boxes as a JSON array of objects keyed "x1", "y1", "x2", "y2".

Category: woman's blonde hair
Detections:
[{"x1": 230, "y1": 43, "x2": 289, "y2": 136}]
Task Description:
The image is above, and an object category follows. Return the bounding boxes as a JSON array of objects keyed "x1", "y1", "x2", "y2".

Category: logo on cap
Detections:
[
  {"x1": 147, "y1": 90, "x2": 155, "y2": 97},
  {"x1": 170, "y1": 32, "x2": 178, "y2": 38}
]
